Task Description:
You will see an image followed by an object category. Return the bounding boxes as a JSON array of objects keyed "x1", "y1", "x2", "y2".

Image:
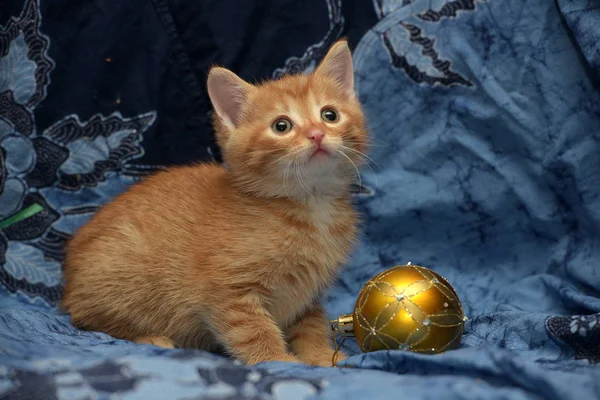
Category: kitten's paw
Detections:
[
  {"x1": 299, "y1": 349, "x2": 346, "y2": 367},
  {"x1": 247, "y1": 353, "x2": 300, "y2": 365},
  {"x1": 134, "y1": 335, "x2": 177, "y2": 349},
  {"x1": 274, "y1": 354, "x2": 302, "y2": 364}
]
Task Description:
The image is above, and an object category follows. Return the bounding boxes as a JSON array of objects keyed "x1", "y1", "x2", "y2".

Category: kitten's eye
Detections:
[
  {"x1": 321, "y1": 108, "x2": 339, "y2": 123},
  {"x1": 272, "y1": 118, "x2": 293, "y2": 134}
]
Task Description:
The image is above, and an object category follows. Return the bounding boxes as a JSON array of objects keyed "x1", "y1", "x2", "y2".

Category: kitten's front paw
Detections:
[
  {"x1": 247, "y1": 353, "x2": 301, "y2": 365},
  {"x1": 274, "y1": 354, "x2": 302, "y2": 364},
  {"x1": 133, "y1": 335, "x2": 178, "y2": 349},
  {"x1": 299, "y1": 349, "x2": 346, "y2": 367}
]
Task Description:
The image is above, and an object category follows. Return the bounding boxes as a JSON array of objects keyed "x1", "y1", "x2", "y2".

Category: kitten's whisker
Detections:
[
  {"x1": 299, "y1": 158, "x2": 313, "y2": 196},
  {"x1": 270, "y1": 149, "x2": 305, "y2": 166},
  {"x1": 336, "y1": 150, "x2": 362, "y2": 190},
  {"x1": 339, "y1": 147, "x2": 379, "y2": 189},
  {"x1": 339, "y1": 145, "x2": 380, "y2": 170},
  {"x1": 343, "y1": 141, "x2": 387, "y2": 149},
  {"x1": 283, "y1": 158, "x2": 294, "y2": 197},
  {"x1": 345, "y1": 132, "x2": 388, "y2": 147},
  {"x1": 339, "y1": 147, "x2": 380, "y2": 189},
  {"x1": 368, "y1": 137, "x2": 389, "y2": 147},
  {"x1": 294, "y1": 156, "x2": 311, "y2": 197}
]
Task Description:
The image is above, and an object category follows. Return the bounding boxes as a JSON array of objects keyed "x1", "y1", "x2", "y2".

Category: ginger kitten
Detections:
[{"x1": 61, "y1": 40, "x2": 368, "y2": 366}]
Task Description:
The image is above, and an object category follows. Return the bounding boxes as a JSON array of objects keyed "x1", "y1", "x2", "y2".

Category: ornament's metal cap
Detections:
[{"x1": 330, "y1": 314, "x2": 355, "y2": 337}]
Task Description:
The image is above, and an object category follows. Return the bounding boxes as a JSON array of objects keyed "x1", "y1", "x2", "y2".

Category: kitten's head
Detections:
[{"x1": 207, "y1": 40, "x2": 368, "y2": 199}]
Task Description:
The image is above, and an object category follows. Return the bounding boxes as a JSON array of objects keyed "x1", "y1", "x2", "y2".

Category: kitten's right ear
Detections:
[
  {"x1": 315, "y1": 40, "x2": 354, "y2": 97},
  {"x1": 207, "y1": 67, "x2": 252, "y2": 128}
]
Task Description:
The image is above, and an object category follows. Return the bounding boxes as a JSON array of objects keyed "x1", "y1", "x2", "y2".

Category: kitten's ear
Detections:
[
  {"x1": 207, "y1": 67, "x2": 253, "y2": 128},
  {"x1": 315, "y1": 40, "x2": 354, "y2": 96}
]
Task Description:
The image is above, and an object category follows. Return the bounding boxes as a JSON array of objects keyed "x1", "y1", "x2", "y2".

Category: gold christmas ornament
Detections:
[{"x1": 331, "y1": 263, "x2": 466, "y2": 359}]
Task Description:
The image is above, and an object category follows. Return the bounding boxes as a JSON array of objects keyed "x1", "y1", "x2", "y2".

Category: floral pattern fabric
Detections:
[{"x1": 1, "y1": 0, "x2": 600, "y2": 399}]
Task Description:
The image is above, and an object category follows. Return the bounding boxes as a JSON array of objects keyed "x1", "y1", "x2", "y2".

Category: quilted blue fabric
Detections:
[{"x1": 1, "y1": 0, "x2": 599, "y2": 398}]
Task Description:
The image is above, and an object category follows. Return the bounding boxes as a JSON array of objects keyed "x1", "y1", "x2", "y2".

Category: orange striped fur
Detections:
[{"x1": 61, "y1": 40, "x2": 369, "y2": 366}]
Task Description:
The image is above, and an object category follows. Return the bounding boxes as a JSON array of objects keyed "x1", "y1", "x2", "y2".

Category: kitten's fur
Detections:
[{"x1": 61, "y1": 41, "x2": 368, "y2": 366}]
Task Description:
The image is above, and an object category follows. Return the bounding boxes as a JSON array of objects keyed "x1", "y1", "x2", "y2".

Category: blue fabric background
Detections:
[{"x1": 1, "y1": 0, "x2": 599, "y2": 398}]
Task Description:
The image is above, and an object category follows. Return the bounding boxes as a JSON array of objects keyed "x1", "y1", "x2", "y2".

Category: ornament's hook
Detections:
[
  {"x1": 330, "y1": 314, "x2": 354, "y2": 368},
  {"x1": 331, "y1": 333, "x2": 346, "y2": 368}
]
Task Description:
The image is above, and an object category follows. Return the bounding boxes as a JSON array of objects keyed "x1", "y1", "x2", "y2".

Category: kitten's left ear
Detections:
[{"x1": 315, "y1": 40, "x2": 354, "y2": 96}]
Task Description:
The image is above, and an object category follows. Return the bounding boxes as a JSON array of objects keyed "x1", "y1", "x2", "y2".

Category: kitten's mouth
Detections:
[{"x1": 309, "y1": 147, "x2": 330, "y2": 161}]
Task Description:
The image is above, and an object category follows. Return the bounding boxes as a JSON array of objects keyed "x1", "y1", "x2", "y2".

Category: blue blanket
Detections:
[{"x1": 1, "y1": 0, "x2": 599, "y2": 398}]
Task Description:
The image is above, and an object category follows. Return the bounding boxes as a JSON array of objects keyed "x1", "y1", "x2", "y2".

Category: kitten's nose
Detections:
[{"x1": 308, "y1": 130, "x2": 324, "y2": 146}]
